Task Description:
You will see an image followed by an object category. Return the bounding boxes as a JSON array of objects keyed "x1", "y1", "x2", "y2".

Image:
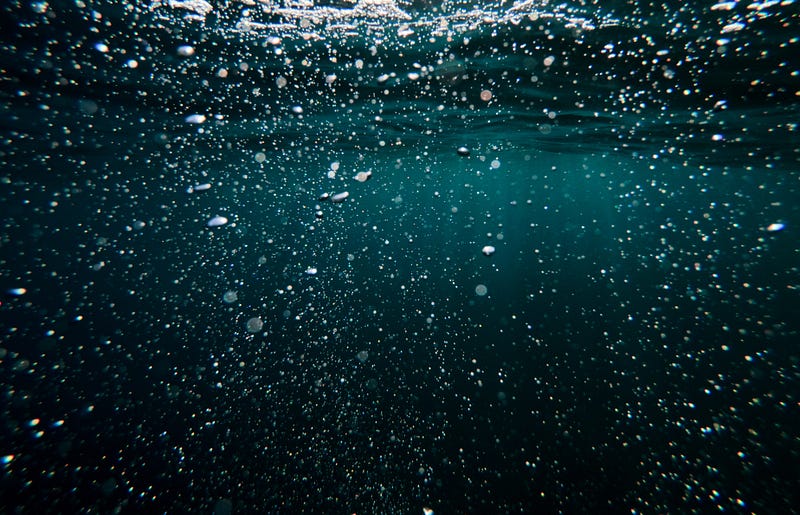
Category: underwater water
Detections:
[{"x1": 1, "y1": 0, "x2": 799, "y2": 512}]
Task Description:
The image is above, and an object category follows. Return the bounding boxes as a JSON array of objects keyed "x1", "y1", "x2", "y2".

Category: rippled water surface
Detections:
[{"x1": 1, "y1": 0, "x2": 799, "y2": 513}]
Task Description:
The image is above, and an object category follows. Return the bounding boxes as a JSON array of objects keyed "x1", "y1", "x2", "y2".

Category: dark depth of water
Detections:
[{"x1": 1, "y1": 0, "x2": 799, "y2": 513}]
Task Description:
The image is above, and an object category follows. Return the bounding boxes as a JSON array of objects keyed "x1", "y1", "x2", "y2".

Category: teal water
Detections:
[{"x1": 1, "y1": 1, "x2": 799, "y2": 513}]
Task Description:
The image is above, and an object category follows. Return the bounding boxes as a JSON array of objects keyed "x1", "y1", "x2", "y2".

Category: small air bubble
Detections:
[{"x1": 177, "y1": 45, "x2": 195, "y2": 57}]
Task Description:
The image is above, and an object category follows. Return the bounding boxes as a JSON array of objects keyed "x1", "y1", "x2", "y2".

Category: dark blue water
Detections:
[{"x1": 2, "y1": 1, "x2": 799, "y2": 513}]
